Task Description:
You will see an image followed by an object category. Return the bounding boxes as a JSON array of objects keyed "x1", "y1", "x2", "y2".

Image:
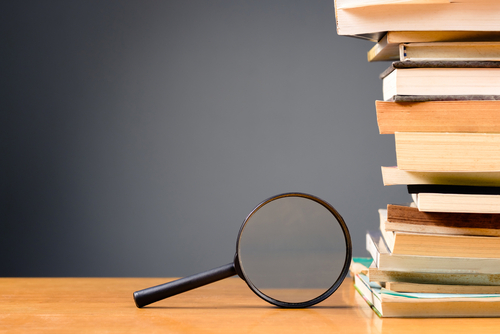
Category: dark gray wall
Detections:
[{"x1": 2, "y1": 0, "x2": 409, "y2": 277}]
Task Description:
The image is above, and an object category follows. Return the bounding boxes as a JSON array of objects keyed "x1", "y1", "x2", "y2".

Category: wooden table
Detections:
[{"x1": 2, "y1": 277, "x2": 500, "y2": 333}]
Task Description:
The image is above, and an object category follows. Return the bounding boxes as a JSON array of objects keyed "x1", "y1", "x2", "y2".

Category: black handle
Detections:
[{"x1": 133, "y1": 263, "x2": 237, "y2": 308}]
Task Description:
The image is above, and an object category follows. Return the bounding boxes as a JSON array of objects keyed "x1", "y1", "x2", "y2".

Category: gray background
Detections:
[{"x1": 2, "y1": 0, "x2": 409, "y2": 277}]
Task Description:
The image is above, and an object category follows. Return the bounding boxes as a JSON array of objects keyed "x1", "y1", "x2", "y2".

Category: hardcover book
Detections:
[{"x1": 381, "y1": 61, "x2": 500, "y2": 101}]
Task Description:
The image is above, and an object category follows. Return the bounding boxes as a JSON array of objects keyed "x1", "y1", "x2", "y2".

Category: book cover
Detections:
[{"x1": 386, "y1": 203, "x2": 500, "y2": 237}]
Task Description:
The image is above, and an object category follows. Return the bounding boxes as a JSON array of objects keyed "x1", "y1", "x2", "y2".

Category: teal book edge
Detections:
[{"x1": 352, "y1": 257, "x2": 373, "y2": 269}]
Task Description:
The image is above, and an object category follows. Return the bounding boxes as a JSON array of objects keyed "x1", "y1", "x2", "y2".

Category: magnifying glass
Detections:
[{"x1": 133, "y1": 192, "x2": 352, "y2": 308}]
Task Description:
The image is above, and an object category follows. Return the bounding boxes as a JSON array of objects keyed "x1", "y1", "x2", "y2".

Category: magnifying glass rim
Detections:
[{"x1": 235, "y1": 192, "x2": 352, "y2": 308}]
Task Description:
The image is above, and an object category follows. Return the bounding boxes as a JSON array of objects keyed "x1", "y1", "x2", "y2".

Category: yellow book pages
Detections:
[
  {"x1": 381, "y1": 166, "x2": 500, "y2": 186},
  {"x1": 335, "y1": 2, "x2": 500, "y2": 39},
  {"x1": 392, "y1": 232, "x2": 500, "y2": 258},
  {"x1": 395, "y1": 132, "x2": 500, "y2": 172},
  {"x1": 335, "y1": 0, "x2": 500, "y2": 41},
  {"x1": 413, "y1": 193, "x2": 500, "y2": 214},
  {"x1": 376, "y1": 100, "x2": 500, "y2": 134},
  {"x1": 400, "y1": 42, "x2": 500, "y2": 61}
]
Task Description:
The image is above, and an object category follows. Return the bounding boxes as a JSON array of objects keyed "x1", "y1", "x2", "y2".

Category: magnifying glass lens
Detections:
[{"x1": 237, "y1": 195, "x2": 349, "y2": 306}]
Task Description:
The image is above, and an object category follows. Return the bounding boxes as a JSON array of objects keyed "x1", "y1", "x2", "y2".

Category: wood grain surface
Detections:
[{"x1": 2, "y1": 277, "x2": 500, "y2": 333}]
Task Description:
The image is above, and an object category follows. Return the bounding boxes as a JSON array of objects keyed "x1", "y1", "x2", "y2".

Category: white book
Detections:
[
  {"x1": 382, "y1": 67, "x2": 500, "y2": 101},
  {"x1": 334, "y1": 1, "x2": 500, "y2": 40},
  {"x1": 412, "y1": 192, "x2": 500, "y2": 214}
]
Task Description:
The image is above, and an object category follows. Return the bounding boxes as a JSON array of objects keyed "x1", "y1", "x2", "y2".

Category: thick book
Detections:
[
  {"x1": 400, "y1": 42, "x2": 500, "y2": 62},
  {"x1": 378, "y1": 207, "x2": 500, "y2": 257},
  {"x1": 366, "y1": 231, "x2": 500, "y2": 274},
  {"x1": 395, "y1": 132, "x2": 500, "y2": 172},
  {"x1": 376, "y1": 100, "x2": 500, "y2": 134},
  {"x1": 385, "y1": 203, "x2": 500, "y2": 237},
  {"x1": 368, "y1": 31, "x2": 500, "y2": 62},
  {"x1": 354, "y1": 272, "x2": 500, "y2": 318},
  {"x1": 334, "y1": 1, "x2": 500, "y2": 41},
  {"x1": 381, "y1": 166, "x2": 500, "y2": 187},
  {"x1": 381, "y1": 61, "x2": 500, "y2": 101},
  {"x1": 381, "y1": 229, "x2": 500, "y2": 258}
]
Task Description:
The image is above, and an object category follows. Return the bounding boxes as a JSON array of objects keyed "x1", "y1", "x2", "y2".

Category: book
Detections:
[
  {"x1": 352, "y1": 258, "x2": 500, "y2": 294},
  {"x1": 400, "y1": 42, "x2": 500, "y2": 62},
  {"x1": 354, "y1": 272, "x2": 500, "y2": 318},
  {"x1": 385, "y1": 281, "x2": 500, "y2": 294},
  {"x1": 368, "y1": 31, "x2": 500, "y2": 62},
  {"x1": 377, "y1": 205, "x2": 500, "y2": 257},
  {"x1": 394, "y1": 132, "x2": 500, "y2": 172},
  {"x1": 381, "y1": 230, "x2": 500, "y2": 258},
  {"x1": 397, "y1": 232, "x2": 500, "y2": 258},
  {"x1": 410, "y1": 193, "x2": 500, "y2": 214},
  {"x1": 366, "y1": 231, "x2": 500, "y2": 274},
  {"x1": 368, "y1": 267, "x2": 500, "y2": 286},
  {"x1": 389, "y1": 95, "x2": 500, "y2": 102},
  {"x1": 334, "y1": 1, "x2": 500, "y2": 41},
  {"x1": 381, "y1": 61, "x2": 500, "y2": 101},
  {"x1": 385, "y1": 204, "x2": 500, "y2": 237},
  {"x1": 376, "y1": 100, "x2": 500, "y2": 134},
  {"x1": 409, "y1": 184, "x2": 500, "y2": 213},
  {"x1": 381, "y1": 166, "x2": 500, "y2": 186},
  {"x1": 408, "y1": 184, "x2": 500, "y2": 195}
]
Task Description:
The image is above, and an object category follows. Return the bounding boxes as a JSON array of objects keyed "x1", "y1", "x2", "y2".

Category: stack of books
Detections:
[{"x1": 335, "y1": 0, "x2": 500, "y2": 317}]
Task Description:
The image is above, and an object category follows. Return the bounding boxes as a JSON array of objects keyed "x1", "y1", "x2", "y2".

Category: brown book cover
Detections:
[{"x1": 387, "y1": 204, "x2": 500, "y2": 231}]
